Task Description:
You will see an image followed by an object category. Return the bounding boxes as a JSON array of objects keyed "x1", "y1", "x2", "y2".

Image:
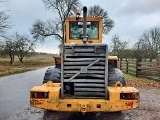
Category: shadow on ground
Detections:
[{"x1": 43, "y1": 110, "x2": 125, "y2": 120}]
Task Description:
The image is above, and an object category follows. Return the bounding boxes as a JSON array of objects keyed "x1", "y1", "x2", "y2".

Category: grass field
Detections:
[{"x1": 0, "y1": 54, "x2": 55, "y2": 77}]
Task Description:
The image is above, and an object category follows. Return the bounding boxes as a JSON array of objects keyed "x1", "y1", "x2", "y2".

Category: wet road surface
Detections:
[
  {"x1": 0, "y1": 67, "x2": 48, "y2": 120},
  {"x1": 0, "y1": 67, "x2": 160, "y2": 120}
]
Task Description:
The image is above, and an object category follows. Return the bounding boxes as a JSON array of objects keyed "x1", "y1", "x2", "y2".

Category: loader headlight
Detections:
[{"x1": 31, "y1": 92, "x2": 49, "y2": 98}]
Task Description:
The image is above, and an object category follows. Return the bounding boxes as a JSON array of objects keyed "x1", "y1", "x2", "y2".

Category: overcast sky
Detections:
[{"x1": 1, "y1": 0, "x2": 160, "y2": 53}]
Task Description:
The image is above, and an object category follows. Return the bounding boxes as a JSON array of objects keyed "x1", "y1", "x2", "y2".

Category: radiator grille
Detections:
[{"x1": 61, "y1": 44, "x2": 108, "y2": 98}]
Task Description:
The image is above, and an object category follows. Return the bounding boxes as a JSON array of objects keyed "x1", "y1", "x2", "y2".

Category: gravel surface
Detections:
[{"x1": 0, "y1": 67, "x2": 160, "y2": 120}]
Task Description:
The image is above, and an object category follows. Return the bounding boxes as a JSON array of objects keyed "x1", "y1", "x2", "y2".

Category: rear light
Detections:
[
  {"x1": 31, "y1": 92, "x2": 48, "y2": 98},
  {"x1": 120, "y1": 92, "x2": 139, "y2": 100}
]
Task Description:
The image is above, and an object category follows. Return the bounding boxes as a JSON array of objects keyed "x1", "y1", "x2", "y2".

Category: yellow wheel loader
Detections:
[{"x1": 30, "y1": 6, "x2": 139, "y2": 114}]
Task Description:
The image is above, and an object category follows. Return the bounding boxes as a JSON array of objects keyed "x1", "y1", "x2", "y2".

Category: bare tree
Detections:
[
  {"x1": 110, "y1": 35, "x2": 128, "y2": 60},
  {"x1": 4, "y1": 37, "x2": 16, "y2": 65},
  {"x1": 31, "y1": 1, "x2": 114, "y2": 44},
  {"x1": 88, "y1": 5, "x2": 114, "y2": 34},
  {"x1": 0, "y1": 11, "x2": 10, "y2": 38},
  {"x1": 31, "y1": 19, "x2": 63, "y2": 42},
  {"x1": 0, "y1": 0, "x2": 11, "y2": 39},
  {"x1": 136, "y1": 27, "x2": 160, "y2": 61},
  {"x1": 3, "y1": 33, "x2": 36, "y2": 64},
  {"x1": 133, "y1": 39, "x2": 145, "y2": 60},
  {"x1": 14, "y1": 33, "x2": 36, "y2": 63},
  {"x1": 30, "y1": 0, "x2": 81, "y2": 43},
  {"x1": 0, "y1": 40, "x2": 6, "y2": 57}
]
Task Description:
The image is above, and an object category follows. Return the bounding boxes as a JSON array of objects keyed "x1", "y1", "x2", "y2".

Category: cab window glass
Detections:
[{"x1": 69, "y1": 21, "x2": 99, "y2": 39}]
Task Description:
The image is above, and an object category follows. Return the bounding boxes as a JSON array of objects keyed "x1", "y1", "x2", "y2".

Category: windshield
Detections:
[{"x1": 69, "y1": 21, "x2": 99, "y2": 39}]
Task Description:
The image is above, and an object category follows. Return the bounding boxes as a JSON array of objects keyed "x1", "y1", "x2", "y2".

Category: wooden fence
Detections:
[{"x1": 117, "y1": 59, "x2": 160, "y2": 81}]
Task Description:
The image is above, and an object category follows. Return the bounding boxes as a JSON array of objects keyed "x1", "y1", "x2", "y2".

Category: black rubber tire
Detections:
[
  {"x1": 43, "y1": 67, "x2": 61, "y2": 84},
  {"x1": 43, "y1": 67, "x2": 126, "y2": 86},
  {"x1": 108, "y1": 68, "x2": 126, "y2": 86}
]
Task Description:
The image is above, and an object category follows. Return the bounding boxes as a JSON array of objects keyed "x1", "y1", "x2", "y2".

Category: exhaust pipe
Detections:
[{"x1": 82, "y1": 6, "x2": 88, "y2": 44}]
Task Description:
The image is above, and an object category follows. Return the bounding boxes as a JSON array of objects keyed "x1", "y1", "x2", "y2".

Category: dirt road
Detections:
[{"x1": 0, "y1": 67, "x2": 160, "y2": 120}]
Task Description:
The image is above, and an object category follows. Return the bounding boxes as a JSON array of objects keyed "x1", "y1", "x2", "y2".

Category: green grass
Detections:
[{"x1": 0, "y1": 55, "x2": 55, "y2": 77}]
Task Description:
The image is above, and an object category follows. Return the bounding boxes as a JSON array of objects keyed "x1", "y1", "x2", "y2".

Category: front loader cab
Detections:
[{"x1": 65, "y1": 17, "x2": 103, "y2": 44}]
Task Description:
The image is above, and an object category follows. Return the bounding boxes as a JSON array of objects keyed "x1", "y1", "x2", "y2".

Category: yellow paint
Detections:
[
  {"x1": 53, "y1": 56, "x2": 61, "y2": 64},
  {"x1": 30, "y1": 82, "x2": 139, "y2": 113},
  {"x1": 108, "y1": 56, "x2": 118, "y2": 61}
]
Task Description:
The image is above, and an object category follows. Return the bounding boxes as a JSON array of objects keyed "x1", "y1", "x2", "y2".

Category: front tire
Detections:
[
  {"x1": 108, "y1": 68, "x2": 126, "y2": 86},
  {"x1": 43, "y1": 67, "x2": 61, "y2": 84}
]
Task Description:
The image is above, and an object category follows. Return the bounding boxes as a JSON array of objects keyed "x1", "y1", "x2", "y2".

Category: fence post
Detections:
[
  {"x1": 136, "y1": 59, "x2": 141, "y2": 77},
  {"x1": 120, "y1": 60, "x2": 122, "y2": 70},
  {"x1": 126, "y1": 60, "x2": 128, "y2": 74}
]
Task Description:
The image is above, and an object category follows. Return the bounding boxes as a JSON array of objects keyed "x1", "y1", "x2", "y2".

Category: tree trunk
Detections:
[
  {"x1": 20, "y1": 58, "x2": 23, "y2": 63},
  {"x1": 18, "y1": 55, "x2": 23, "y2": 63},
  {"x1": 9, "y1": 54, "x2": 14, "y2": 65}
]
